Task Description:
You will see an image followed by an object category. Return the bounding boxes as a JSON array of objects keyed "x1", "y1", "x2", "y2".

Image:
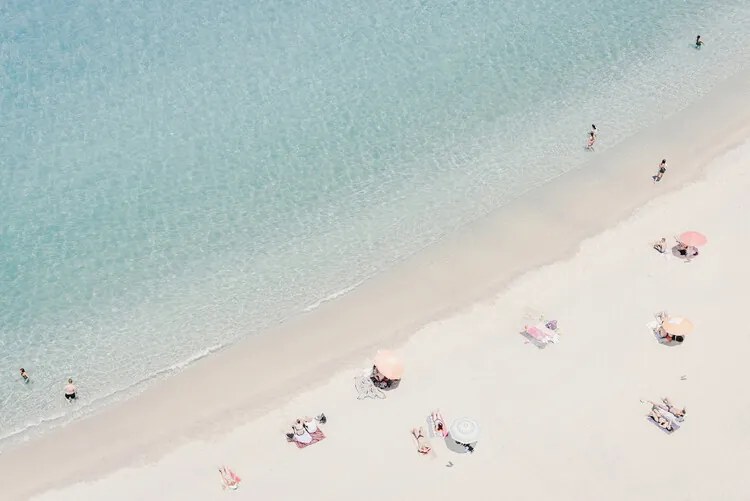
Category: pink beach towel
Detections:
[
  {"x1": 524, "y1": 323, "x2": 559, "y2": 344},
  {"x1": 291, "y1": 429, "x2": 326, "y2": 449}
]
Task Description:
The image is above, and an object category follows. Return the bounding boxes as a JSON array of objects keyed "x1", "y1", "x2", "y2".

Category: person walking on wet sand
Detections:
[
  {"x1": 653, "y1": 159, "x2": 667, "y2": 182},
  {"x1": 19, "y1": 368, "x2": 29, "y2": 383},
  {"x1": 64, "y1": 378, "x2": 77, "y2": 401}
]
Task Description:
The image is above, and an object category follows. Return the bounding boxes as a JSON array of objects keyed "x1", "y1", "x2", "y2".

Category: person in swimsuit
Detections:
[
  {"x1": 287, "y1": 419, "x2": 313, "y2": 444},
  {"x1": 218, "y1": 466, "x2": 241, "y2": 490},
  {"x1": 285, "y1": 414, "x2": 326, "y2": 443},
  {"x1": 19, "y1": 368, "x2": 29, "y2": 383},
  {"x1": 586, "y1": 131, "x2": 596, "y2": 151},
  {"x1": 64, "y1": 378, "x2": 77, "y2": 400},
  {"x1": 675, "y1": 242, "x2": 699, "y2": 261},
  {"x1": 656, "y1": 326, "x2": 684, "y2": 344},
  {"x1": 653, "y1": 159, "x2": 667, "y2": 182},
  {"x1": 411, "y1": 427, "x2": 432, "y2": 454},
  {"x1": 653, "y1": 238, "x2": 667, "y2": 253},
  {"x1": 591, "y1": 124, "x2": 597, "y2": 137},
  {"x1": 662, "y1": 397, "x2": 686, "y2": 420},
  {"x1": 695, "y1": 35, "x2": 703, "y2": 48},
  {"x1": 371, "y1": 365, "x2": 400, "y2": 390},
  {"x1": 649, "y1": 405, "x2": 674, "y2": 432}
]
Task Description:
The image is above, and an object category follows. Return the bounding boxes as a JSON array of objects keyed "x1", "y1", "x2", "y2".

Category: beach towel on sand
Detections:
[
  {"x1": 354, "y1": 374, "x2": 386, "y2": 400},
  {"x1": 291, "y1": 429, "x2": 326, "y2": 449}
]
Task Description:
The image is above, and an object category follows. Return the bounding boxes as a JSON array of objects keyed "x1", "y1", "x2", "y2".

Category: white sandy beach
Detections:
[{"x1": 3, "y1": 72, "x2": 750, "y2": 500}]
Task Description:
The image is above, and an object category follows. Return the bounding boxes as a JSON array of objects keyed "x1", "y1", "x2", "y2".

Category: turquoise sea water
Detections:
[{"x1": 2, "y1": 0, "x2": 749, "y2": 445}]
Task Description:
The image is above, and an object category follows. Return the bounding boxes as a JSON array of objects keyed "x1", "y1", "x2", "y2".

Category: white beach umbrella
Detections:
[{"x1": 450, "y1": 417, "x2": 480, "y2": 444}]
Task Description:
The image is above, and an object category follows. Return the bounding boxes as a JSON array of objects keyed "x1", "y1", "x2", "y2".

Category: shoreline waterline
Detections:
[{"x1": 2, "y1": 65, "x2": 750, "y2": 499}]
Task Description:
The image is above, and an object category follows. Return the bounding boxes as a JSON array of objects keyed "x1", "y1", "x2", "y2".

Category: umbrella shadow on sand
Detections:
[
  {"x1": 444, "y1": 436, "x2": 474, "y2": 454},
  {"x1": 671, "y1": 245, "x2": 698, "y2": 260}
]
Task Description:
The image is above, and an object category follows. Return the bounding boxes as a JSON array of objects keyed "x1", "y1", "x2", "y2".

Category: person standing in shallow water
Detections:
[
  {"x1": 653, "y1": 159, "x2": 667, "y2": 182},
  {"x1": 586, "y1": 131, "x2": 596, "y2": 151},
  {"x1": 695, "y1": 35, "x2": 704, "y2": 48},
  {"x1": 19, "y1": 368, "x2": 29, "y2": 383},
  {"x1": 64, "y1": 378, "x2": 77, "y2": 400}
]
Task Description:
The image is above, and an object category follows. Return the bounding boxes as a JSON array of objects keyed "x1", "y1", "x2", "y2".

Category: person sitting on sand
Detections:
[
  {"x1": 285, "y1": 414, "x2": 326, "y2": 443},
  {"x1": 411, "y1": 427, "x2": 432, "y2": 455},
  {"x1": 586, "y1": 131, "x2": 596, "y2": 151},
  {"x1": 649, "y1": 405, "x2": 674, "y2": 432},
  {"x1": 675, "y1": 242, "x2": 699, "y2": 261},
  {"x1": 662, "y1": 397, "x2": 686, "y2": 420},
  {"x1": 287, "y1": 419, "x2": 313, "y2": 444},
  {"x1": 371, "y1": 366, "x2": 400, "y2": 390},
  {"x1": 653, "y1": 314, "x2": 684, "y2": 344},
  {"x1": 653, "y1": 238, "x2": 667, "y2": 254},
  {"x1": 656, "y1": 327, "x2": 685, "y2": 345},
  {"x1": 19, "y1": 368, "x2": 29, "y2": 383}
]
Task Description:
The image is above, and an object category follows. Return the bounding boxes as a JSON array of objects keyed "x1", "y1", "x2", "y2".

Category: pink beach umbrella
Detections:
[
  {"x1": 677, "y1": 231, "x2": 707, "y2": 247},
  {"x1": 373, "y1": 350, "x2": 404, "y2": 380}
]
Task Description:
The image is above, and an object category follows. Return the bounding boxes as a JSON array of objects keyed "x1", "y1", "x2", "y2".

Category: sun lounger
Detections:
[{"x1": 290, "y1": 429, "x2": 326, "y2": 449}]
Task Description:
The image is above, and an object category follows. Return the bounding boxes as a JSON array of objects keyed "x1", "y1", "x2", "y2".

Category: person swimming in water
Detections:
[{"x1": 695, "y1": 35, "x2": 704, "y2": 48}]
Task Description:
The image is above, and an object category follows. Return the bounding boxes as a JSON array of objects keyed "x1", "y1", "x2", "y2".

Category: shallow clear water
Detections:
[{"x1": 1, "y1": 0, "x2": 749, "y2": 445}]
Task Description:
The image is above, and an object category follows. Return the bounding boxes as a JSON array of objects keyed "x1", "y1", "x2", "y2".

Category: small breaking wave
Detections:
[
  {"x1": 302, "y1": 278, "x2": 369, "y2": 312},
  {"x1": 0, "y1": 343, "x2": 224, "y2": 451}
]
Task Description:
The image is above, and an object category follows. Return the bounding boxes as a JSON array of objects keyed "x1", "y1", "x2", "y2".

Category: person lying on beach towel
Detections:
[
  {"x1": 371, "y1": 365, "x2": 401, "y2": 390},
  {"x1": 661, "y1": 397, "x2": 686, "y2": 420},
  {"x1": 286, "y1": 415, "x2": 327, "y2": 447},
  {"x1": 429, "y1": 410, "x2": 449, "y2": 438},
  {"x1": 648, "y1": 405, "x2": 675, "y2": 432},
  {"x1": 412, "y1": 427, "x2": 432, "y2": 455},
  {"x1": 218, "y1": 466, "x2": 241, "y2": 490}
]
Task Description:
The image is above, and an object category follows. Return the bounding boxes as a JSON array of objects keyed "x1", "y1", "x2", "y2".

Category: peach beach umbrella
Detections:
[
  {"x1": 677, "y1": 231, "x2": 707, "y2": 247},
  {"x1": 662, "y1": 317, "x2": 694, "y2": 336},
  {"x1": 373, "y1": 350, "x2": 404, "y2": 380}
]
